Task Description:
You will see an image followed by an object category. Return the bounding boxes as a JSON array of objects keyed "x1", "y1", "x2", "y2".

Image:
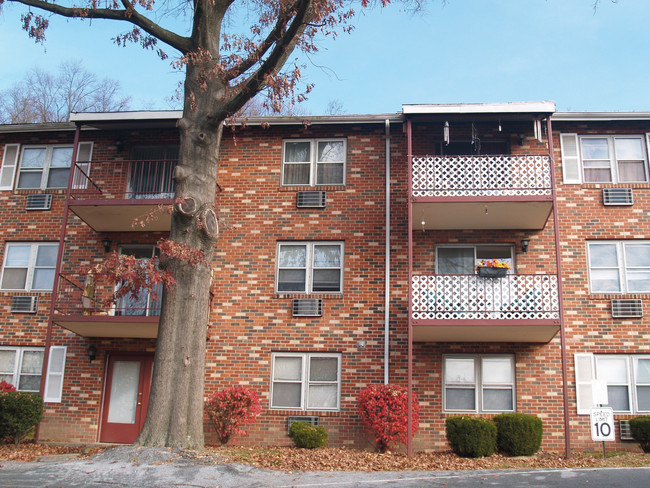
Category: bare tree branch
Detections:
[
  {"x1": 219, "y1": 0, "x2": 314, "y2": 118},
  {"x1": 0, "y1": 60, "x2": 131, "y2": 123},
  {"x1": 5, "y1": 0, "x2": 192, "y2": 53}
]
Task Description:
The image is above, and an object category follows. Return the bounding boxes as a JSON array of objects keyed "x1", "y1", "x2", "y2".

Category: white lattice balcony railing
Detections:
[
  {"x1": 411, "y1": 274, "x2": 559, "y2": 321},
  {"x1": 412, "y1": 155, "x2": 553, "y2": 198}
]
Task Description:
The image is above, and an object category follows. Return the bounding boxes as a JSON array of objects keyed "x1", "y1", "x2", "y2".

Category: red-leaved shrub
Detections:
[
  {"x1": 205, "y1": 386, "x2": 261, "y2": 445},
  {"x1": 357, "y1": 384, "x2": 419, "y2": 452},
  {"x1": 0, "y1": 381, "x2": 16, "y2": 392}
]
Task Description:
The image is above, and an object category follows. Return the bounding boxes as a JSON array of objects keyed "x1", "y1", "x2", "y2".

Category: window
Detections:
[
  {"x1": 575, "y1": 354, "x2": 650, "y2": 414},
  {"x1": 0, "y1": 347, "x2": 44, "y2": 392},
  {"x1": 270, "y1": 353, "x2": 341, "y2": 410},
  {"x1": 282, "y1": 139, "x2": 346, "y2": 186},
  {"x1": 443, "y1": 355, "x2": 515, "y2": 413},
  {"x1": 1, "y1": 243, "x2": 58, "y2": 291},
  {"x1": 560, "y1": 134, "x2": 649, "y2": 184},
  {"x1": 17, "y1": 145, "x2": 74, "y2": 190},
  {"x1": 587, "y1": 241, "x2": 650, "y2": 293},
  {"x1": 437, "y1": 245, "x2": 514, "y2": 274},
  {"x1": 276, "y1": 242, "x2": 343, "y2": 293}
]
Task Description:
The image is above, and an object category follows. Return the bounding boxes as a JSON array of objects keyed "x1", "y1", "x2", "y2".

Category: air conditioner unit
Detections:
[
  {"x1": 11, "y1": 296, "x2": 38, "y2": 313},
  {"x1": 287, "y1": 416, "x2": 319, "y2": 433},
  {"x1": 292, "y1": 298, "x2": 323, "y2": 317},
  {"x1": 603, "y1": 188, "x2": 633, "y2": 206},
  {"x1": 297, "y1": 191, "x2": 326, "y2": 208},
  {"x1": 26, "y1": 194, "x2": 53, "y2": 210},
  {"x1": 611, "y1": 299, "x2": 643, "y2": 318},
  {"x1": 619, "y1": 420, "x2": 634, "y2": 441}
]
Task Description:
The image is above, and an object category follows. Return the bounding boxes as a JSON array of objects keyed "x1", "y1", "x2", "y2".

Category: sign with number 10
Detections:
[{"x1": 590, "y1": 407, "x2": 615, "y2": 442}]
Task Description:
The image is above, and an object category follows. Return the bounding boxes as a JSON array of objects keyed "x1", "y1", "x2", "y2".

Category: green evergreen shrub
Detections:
[
  {"x1": 288, "y1": 421, "x2": 328, "y2": 449},
  {"x1": 445, "y1": 416, "x2": 497, "y2": 458},
  {"x1": 0, "y1": 391, "x2": 44, "y2": 449},
  {"x1": 494, "y1": 413, "x2": 543, "y2": 456},
  {"x1": 629, "y1": 417, "x2": 650, "y2": 453}
]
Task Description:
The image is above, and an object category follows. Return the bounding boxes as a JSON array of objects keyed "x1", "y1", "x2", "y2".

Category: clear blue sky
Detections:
[{"x1": 1, "y1": 0, "x2": 649, "y2": 115}]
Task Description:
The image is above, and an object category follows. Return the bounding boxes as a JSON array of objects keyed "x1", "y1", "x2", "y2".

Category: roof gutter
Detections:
[{"x1": 69, "y1": 111, "x2": 403, "y2": 127}]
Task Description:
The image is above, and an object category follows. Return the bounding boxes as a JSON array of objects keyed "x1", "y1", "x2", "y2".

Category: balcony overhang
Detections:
[
  {"x1": 68, "y1": 199, "x2": 172, "y2": 232},
  {"x1": 413, "y1": 198, "x2": 553, "y2": 230},
  {"x1": 412, "y1": 320, "x2": 560, "y2": 343},
  {"x1": 403, "y1": 101, "x2": 555, "y2": 122},
  {"x1": 53, "y1": 315, "x2": 159, "y2": 338}
]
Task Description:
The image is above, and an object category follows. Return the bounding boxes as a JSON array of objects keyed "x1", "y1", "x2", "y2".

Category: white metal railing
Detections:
[
  {"x1": 412, "y1": 155, "x2": 553, "y2": 198},
  {"x1": 411, "y1": 274, "x2": 559, "y2": 321}
]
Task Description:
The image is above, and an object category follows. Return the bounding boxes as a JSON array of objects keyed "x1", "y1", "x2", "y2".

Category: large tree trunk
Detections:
[{"x1": 136, "y1": 60, "x2": 223, "y2": 448}]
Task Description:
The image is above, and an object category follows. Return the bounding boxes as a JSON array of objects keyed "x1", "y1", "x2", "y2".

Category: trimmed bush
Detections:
[
  {"x1": 357, "y1": 384, "x2": 420, "y2": 452},
  {"x1": 629, "y1": 417, "x2": 650, "y2": 453},
  {"x1": 445, "y1": 416, "x2": 497, "y2": 458},
  {"x1": 494, "y1": 413, "x2": 543, "y2": 456},
  {"x1": 288, "y1": 421, "x2": 328, "y2": 449},
  {"x1": 0, "y1": 391, "x2": 44, "y2": 449},
  {"x1": 204, "y1": 386, "x2": 261, "y2": 445}
]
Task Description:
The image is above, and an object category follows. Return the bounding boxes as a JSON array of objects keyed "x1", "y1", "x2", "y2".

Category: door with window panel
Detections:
[
  {"x1": 100, "y1": 355, "x2": 153, "y2": 443},
  {"x1": 115, "y1": 246, "x2": 162, "y2": 316},
  {"x1": 128, "y1": 146, "x2": 178, "y2": 199}
]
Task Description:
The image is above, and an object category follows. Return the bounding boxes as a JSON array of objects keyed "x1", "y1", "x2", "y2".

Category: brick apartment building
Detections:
[{"x1": 0, "y1": 102, "x2": 648, "y2": 454}]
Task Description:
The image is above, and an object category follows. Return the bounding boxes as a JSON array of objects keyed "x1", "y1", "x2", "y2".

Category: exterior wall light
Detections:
[
  {"x1": 88, "y1": 344, "x2": 97, "y2": 362},
  {"x1": 102, "y1": 238, "x2": 112, "y2": 253},
  {"x1": 521, "y1": 238, "x2": 531, "y2": 253}
]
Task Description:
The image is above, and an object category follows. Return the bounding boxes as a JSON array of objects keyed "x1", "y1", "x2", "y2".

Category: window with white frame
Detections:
[
  {"x1": 282, "y1": 139, "x2": 346, "y2": 186},
  {"x1": 587, "y1": 241, "x2": 650, "y2": 293},
  {"x1": 0, "y1": 347, "x2": 44, "y2": 392},
  {"x1": 1, "y1": 243, "x2": 58, "y2": 291},
  {"x1": 574, "y1": 353, "x2": 650, "y2": 414},
  {"x1": 436, "y1": 245, "x2": 514, "y2": 274},
  {"x1": 276, "y1": 242, "x2": 343, "y2": 293},
  {"x1": 17, "y1": 145, "x2": 74, "y2": 190},
  {"x1": 271, "y1": 353, "x2": 341, "y2": 410},
  {"x1": 560, "y1": 134, "x2": 649, "y2": 184},
  {"x1": 443, "y1": 355, "x2": 515, "y2": 413}
]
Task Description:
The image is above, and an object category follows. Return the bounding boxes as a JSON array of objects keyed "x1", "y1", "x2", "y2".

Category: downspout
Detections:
[
  {"x1": 406, "y1": 118, "x2": 414, "y2": 457},
  {"x1": 384, "y1": 119, "x2": 391, "y2": 385},
  {"x1": 37, "y1": 124, "x2": 81, "y2": 439},
  {"x1": 546, "y1": 117, "x2": 571, "y2": 457}
]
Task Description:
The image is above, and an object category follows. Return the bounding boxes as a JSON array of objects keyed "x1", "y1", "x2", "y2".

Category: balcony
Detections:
[
  {"x1": 411, "y1": 274, "x2": 560, "y2": 343},
  {"x1": 412, "y1": 155, "x2": 553, "y2": 230},
  {"x1": 52, "y1": 274, "x2": 160, "y2": 338},
  {"x1": 67, "y1": 159, "x2": 176, "y2": 232}
]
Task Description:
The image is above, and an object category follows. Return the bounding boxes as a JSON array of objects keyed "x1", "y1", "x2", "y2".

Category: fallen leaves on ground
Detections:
[
  {"x1": 1, "y1": 443, "x2": 648, "y2": 472},
  {"x1": 0, "y1": 443, "x2": 105, "y2": 462},
  {"x1": 214, "y1": 446, "x2": 650, "y2": 472}
]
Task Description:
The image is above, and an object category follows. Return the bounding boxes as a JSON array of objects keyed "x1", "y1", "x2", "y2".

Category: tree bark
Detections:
[{"x1": 136, "y1": 56, "x2": 224, "y2": 448}]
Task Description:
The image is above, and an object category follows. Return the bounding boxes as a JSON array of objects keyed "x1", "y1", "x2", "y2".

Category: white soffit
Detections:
[{"x1": 403, "y1": 101, "x2": 556, "y2": 115}]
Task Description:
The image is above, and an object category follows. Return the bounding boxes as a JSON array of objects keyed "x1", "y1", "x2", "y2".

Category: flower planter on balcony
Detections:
[{"x1": 477, "y1": 267, "x2": 507, "y2": 278}]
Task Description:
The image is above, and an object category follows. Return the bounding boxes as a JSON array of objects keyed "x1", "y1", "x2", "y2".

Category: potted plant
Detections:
[{"x1": 476, "y1": 259, "x2": 511, "y2": 278}]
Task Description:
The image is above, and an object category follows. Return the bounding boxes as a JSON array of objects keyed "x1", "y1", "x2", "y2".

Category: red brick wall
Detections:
[
  {"x1": 1, "y1": 115, "x2": 648, "y2": 453},
  {"x1": 552, "y1": 120, "x2": 650, "y2": 453}
]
